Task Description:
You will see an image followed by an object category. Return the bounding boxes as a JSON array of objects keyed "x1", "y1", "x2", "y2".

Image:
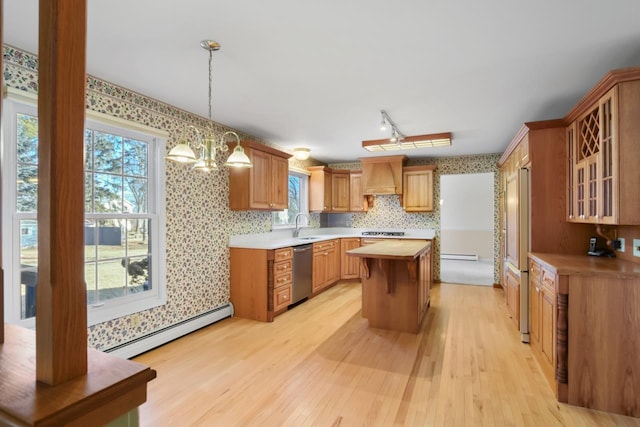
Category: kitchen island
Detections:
[{"x1": 347, "y1": 240, "x2": 432, "y2": 333}]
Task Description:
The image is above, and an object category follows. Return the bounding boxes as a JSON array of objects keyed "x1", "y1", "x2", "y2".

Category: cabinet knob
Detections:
[{"x1": 595, "y1": 214, "x2": 599, "y2": 219}]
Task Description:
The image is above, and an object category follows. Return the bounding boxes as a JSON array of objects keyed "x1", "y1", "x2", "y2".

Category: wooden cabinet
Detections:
[
  {"x1": 528, "y1": 258, "x2": 556, "y2": 388},
  {"x1": 340, "y1": 238, "x2": 361, "y2": 279},
  {"x1": 312, "y1": 239, "x2": 340, "y2": 292},
  {"x1": 418, "y1": 244, "x2": 432, "y2": 322},
  {"x1": 230, "y1": 246, "x2": 293, "y2": 322},
  {"x1": 504, "y1": 263, "x2": 520, "y2": 329},
  {"x1": 528, "y1": 252, "x2": 640, "y2": 417},
  {"x1": 331, "y1": 169, "x2": 350, "y2": 212},
  {"x1": 309, "y1": 167, "x2": 350, "y2": 212},
  {"x1": 401, "y1": 165, "x2": 436, "y2": 212},
  {"x1": 498, "y1": 120, "x2": 593, "y2": 330},
  {"x1": 272, "y1": 248, "x2": 293, "y2": 312},
  {"x1": 229, "y1": 141, "x2": 291, "y2": 211},
  {"x1": 565, "y1": 71, "x2": 640, "y2": 225},
  {"x1": 349, "y1": 171, "x2": 367, "y2": 212}
]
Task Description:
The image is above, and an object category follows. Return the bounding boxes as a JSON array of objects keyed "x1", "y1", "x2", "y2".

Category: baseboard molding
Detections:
[
  {"x1": 441, "y1": 253, "x2": 479, "y2": 261},
  {"x1": 104, "y1": 304, "x2": 232, "y2": 359}
]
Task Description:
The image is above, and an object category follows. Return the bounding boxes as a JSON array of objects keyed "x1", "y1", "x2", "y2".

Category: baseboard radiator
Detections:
[
  {"x1": 104, "y1": 303, "x2": 233, "y2": 359},
  {"x1": 441, "y1": 253, "x2": 479, "y2": 261}
]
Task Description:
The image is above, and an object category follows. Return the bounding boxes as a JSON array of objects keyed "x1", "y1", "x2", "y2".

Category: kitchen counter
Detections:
[
  {"x1": 346, "y1": 240, "x2": 433, "y2": 333},
  {"x1": 346, "y1": 239, "x2": 432, "y2": 260},
  {"x1": 229, "y1": 227, "x2": 436, "y2": 250},
  {"x1": 528, "y1": 252, "x2": 640, "y2": 279}
]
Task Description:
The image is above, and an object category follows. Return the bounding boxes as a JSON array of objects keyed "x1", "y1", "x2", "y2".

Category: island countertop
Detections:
[{"x1": 346, "y1": 239, "x2": 432, "y2": 261}]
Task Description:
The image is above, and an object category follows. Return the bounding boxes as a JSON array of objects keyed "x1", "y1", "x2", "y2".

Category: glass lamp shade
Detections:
[
  {"x1": 292, "y1": 147, "x2": 311, "y2": 161},
  {"x1": 225, "y1": 145, "x2": 253, "y2": 168},
  {"x1": 166, "y1": 143, "x2": 197, "y2": 163}
]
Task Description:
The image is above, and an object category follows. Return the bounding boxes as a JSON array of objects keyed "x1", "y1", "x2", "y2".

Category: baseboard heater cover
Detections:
[
  {"x1": 104, "y1": 303, "x2": 233, "y2": 359},
  {"x1": 441, "y1": 253, "x2": 479, "y2": 261}
]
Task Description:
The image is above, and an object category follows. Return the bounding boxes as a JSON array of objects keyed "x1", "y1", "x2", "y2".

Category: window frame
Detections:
[
  {"x1": 272, "y1": 169, "x2": 310, "y2": 229},
  {"x1": 2, "y1": 89, "x2": 167, "y2": 328}
]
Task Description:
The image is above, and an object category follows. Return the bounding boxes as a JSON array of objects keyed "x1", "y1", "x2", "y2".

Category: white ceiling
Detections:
[{"x1": 4, "y1": 1, "x2": 640, "y2": 163}]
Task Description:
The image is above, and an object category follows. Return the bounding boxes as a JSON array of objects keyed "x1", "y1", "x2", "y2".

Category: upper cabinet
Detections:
[
  {"x1": 309, "y1": 166, "x2": 350, "y2": 213},
  {"x1": 565, "y1": 69, "x2": 640, "y2": 225},
  {"x1": 349, "y1": 171, "x2": 368, "y2": 212},
  {"x1": 229, "y1": 141, "x2": 291, "y2": 211},
  {"x1": 402, "y1": 165, "x2": 436, "y2": 212}
]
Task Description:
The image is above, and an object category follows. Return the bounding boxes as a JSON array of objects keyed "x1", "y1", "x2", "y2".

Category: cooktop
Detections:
[{"x1": 361, "y1": 231, "x2": 405, "y2": 236}]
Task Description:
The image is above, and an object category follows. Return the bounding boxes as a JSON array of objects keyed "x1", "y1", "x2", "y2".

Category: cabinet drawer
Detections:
[
  {"x1": 313, "y1": 239, "x2": 337, "y2": 253},
  {"x1": 530, "y1": 261, "x2": 542, "y2": 283},
  {"x1": 275, "y1": 247, "x2": 293, "y2": 262},
  {"x1": 274, "y1": 271, "x2": 292, "y2": 287},
  {"x1": 274, "y1": 259, "x2": 292, "y2": 274},
  {"x1": 273, "y1": 284, "x2": 292, "y2": 311},
  {"x1": 541, "y1": 268, "x2": 556, "y2": 292}
]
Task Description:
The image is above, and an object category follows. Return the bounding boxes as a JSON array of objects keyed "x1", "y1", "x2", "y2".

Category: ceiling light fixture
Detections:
[
  {"x1": 292, "y1": 147, "x2": 311, "y2": 160},
  {"x1": 362, "y1": 132, "x2": 453, "y2": 152},
  {"x1": 166, "y1": 40, "x2": 252, "y2": 171},
  {"x1": 379, "y1": 110, "x2": 404, "y2": 142}
]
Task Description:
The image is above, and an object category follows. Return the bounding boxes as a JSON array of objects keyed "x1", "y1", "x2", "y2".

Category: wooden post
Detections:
[
  {"x1": 36, "y1": 0, "x2": 88, "y2": 385},
  {"x1": 0, "y1": 0, "x2": 4, "y2": 345}
]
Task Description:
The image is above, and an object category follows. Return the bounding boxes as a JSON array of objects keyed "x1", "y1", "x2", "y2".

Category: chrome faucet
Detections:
[{"x1": 293, "y1": 213, "x2": 311, "y2": 238}]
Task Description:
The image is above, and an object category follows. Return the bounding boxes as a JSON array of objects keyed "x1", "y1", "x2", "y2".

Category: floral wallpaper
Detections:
[
  {"x1": 3, "y1": 44, "x2": 304, "y2": 350},
  {"x1": 330, "y1": 154, "x2": 502, "y2": 283},
  {"x1": 4, "y1": 44, "x2": 501, "y2": 351}
]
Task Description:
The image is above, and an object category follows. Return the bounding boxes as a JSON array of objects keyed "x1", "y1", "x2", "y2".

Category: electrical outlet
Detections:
[
  {"x1": 616, "y1": 238, "x2": 625, "y2": 252},
  {"x1": 634, "y1": 239, "x2": 640, "y2": 257}
]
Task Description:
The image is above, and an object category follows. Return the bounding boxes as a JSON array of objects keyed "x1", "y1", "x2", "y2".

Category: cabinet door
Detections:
[
  {"x1": 249, "y1": 150, "x2": 273, "y2": 209},
  {"x1": 312, "y1": 250, "x2": 327, "y2": 292},
  {"x1": 529, "y1": 276, "x2": 540, "y2": 346},
  {"x1": 270, "y1": 155, "x2": 289, "y2": 210},
  {"x1": 403, "y1": 168, "x2": 434, "y2": 212},
  {"x1": 540, "y1": 287, "x2": 555, "y2": 367},
  {"x1": 331, "y1": 173, "x2": 350, "y2": 212},
  {"x1": 340, "y1": 238, "x2": 361, "y2": 279},
  {"x1": 349, "y1": 172, "x2": 366, "y2": 212},
  {"x1": 505, "y1": 173, "x2": 519, "y2": 266},
  {"x1": 598, "y1": 89, "x2": 617, "y2": 224},
  {"x1": 505, "y1": 265, "x2": 520, "y2": 330},
  {"x1": 327, "y1": 246, "x2": 340, "y2": 284}
]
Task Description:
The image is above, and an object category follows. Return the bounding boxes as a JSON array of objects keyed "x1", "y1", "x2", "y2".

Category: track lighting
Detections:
[{"x1": 365, "y1": 110, "x2": 452, "y2": 152}]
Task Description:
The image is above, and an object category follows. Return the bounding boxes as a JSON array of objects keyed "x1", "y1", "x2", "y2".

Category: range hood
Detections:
[{"x1": 359, "y1": 155, "x2": 407, "y2": 195}]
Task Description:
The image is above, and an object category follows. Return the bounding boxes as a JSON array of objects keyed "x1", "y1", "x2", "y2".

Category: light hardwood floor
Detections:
[{"x1": 134, "y1": 282, "x2": 640, "y2": 426}]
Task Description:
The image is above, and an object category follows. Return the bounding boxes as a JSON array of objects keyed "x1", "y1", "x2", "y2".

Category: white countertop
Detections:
[{"x1": 228, "y1": 227, "x2": 436, "y2": 250}]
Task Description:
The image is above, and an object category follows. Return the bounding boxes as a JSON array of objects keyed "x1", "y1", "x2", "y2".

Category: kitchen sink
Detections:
[{"x1": 297, "y1": 236, "x2": 320, "y2": 240}]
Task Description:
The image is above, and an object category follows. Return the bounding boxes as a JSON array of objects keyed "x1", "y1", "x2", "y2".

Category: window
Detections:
[
  {"x1": 272, "y1": 170, "x2": 309, "y2": 227},
  {"x1": 3, "y1": 91, "x2": 167, "y2": 327}
]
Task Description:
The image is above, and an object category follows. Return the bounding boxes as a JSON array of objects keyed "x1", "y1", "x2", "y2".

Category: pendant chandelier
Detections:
[{"x1": 166, "y1": 40, "x2": 252, "y2": 171}]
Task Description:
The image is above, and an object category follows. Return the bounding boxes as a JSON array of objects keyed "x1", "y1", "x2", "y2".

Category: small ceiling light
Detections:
[
  {"x1": 380, "y1": 112, "x2": 387, "y2": 131},
  {"x1": 166, "y1": 40, "x2": 252, "y2": 171},
  {"x1": 292, "y1": 147, "x2": 311, "y2": 160}
]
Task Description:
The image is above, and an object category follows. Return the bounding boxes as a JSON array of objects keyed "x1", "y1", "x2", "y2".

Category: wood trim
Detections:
[
  {"x1": 497, "y1": 119, "x2": 565, "y2": 166},
  {"x1": 358, "y1": 154, "x2": 408, "y2": 164},
  {"x1": 37, "y1": 0, "x2": 88, "y2": 386},
  {"x1": 0, "y1": 325, "x2": 156, "y2": 426},
  {"x1": 234, "y1": 140, "x2": 292, "y2": 159},
  {"x1": 565, "y1": 66, "x2": 640, "y2": 123},
  {"x1": 402, "y1": 164, "x2": 437, "y2": 172},
  {"x1": 555, "y1": 293, "x2": 568, "y2": 385},
  {"x1": 0, "y1": 0, "x2": 4, "y2": 345}
]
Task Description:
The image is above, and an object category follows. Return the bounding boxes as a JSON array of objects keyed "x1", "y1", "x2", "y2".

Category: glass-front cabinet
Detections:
[{"x1": 567, "y1": 86, "x2": 618, "y2": 225}]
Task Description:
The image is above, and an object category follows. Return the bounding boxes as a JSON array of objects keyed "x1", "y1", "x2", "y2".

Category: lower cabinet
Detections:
[
  {"x1": 340, "y1": 238, "x2": 361, "y2": 279},
  {"x1": 504, "y1": 264, "x2": 520, "y2": 329},
  {"x1": 418, "y1": 244, "x2": 432, "y2": 321},
  {"x1": 230, "y1": 246, "x2": 293, "y2": 322},
  {"x1": 312, "y1": 239, "x2": 340, "y2": 293},
  {"x1": 528, "y1": 258, "x2": 557, "y2": 390}
]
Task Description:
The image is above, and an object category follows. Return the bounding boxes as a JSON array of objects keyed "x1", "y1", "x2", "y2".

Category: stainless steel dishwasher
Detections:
[{"x1": 292, "y1": 244, "x2": 313, "y2": 304}]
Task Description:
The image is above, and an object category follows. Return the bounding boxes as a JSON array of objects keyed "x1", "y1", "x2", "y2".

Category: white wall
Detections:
[{"x1": 440, "y1": 173, "x2": 494, "y2": 260}]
